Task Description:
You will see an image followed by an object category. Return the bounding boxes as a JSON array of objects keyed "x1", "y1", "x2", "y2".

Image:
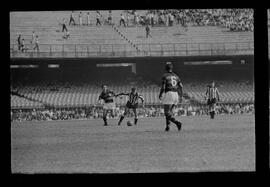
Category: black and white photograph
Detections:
[{"x1": 10, "y1": 9, "x2": 256, "y2": 173}]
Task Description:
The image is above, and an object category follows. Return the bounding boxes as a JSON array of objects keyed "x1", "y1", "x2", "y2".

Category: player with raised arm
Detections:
[
  {"x1": 159, "y1": 62, "x2": 183, "y2": 132},
  {"x1": 98, "y1": 85, "x2": 117, "y2": 126},
  {"x1": 205, "y1": 81, "x2": 220, "y2": 119},
  {"x1": 116, "y1": 87, "x2": 144, "y2": 126}
]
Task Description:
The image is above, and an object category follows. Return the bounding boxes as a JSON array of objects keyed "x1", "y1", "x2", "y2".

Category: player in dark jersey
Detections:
[
  {"x1": 116, "y1": 87, "x2": 144, "y2": 125},
  {"x1": 205, "y1": 81, "x2": 220, "y2": 119},
  {"x1": 98, "y1": 85, "x2": 117, "y2": 126},
  {"x1": 159, "y1": 62, "x2": 183, "y2": 131}
]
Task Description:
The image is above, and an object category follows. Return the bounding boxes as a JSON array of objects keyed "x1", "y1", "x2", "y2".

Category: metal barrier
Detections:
[{"x1": 10, "y1": 42, "x2": 254, "y2": 58}]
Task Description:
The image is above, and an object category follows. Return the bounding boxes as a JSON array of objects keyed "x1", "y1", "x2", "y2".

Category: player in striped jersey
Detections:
[
  {"x1": 116, "y1": 87, "x2": 144, "y2": 125},
  {"x1": 98, "y1": 85, "x2": 117, "y2": 126},
  {"x1": 205, "y1": 81, "x2": 220, "y2": 119}
]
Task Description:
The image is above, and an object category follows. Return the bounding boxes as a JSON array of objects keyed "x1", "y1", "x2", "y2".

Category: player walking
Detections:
[
  {"x1": 98, "y1": 85, "x2": 117, "y2": 126},
  {"x1": 159, "y1": 62, "x2": 182, "y2": 132},
  {"x1": 205, "y1": 81, "x2": 220, "y2": 119},
  {"x1": 116, "y1": 87, "x2": 144, "y2": 125}
]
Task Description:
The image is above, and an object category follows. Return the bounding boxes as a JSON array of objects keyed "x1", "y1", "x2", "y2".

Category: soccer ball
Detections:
[{"x1": 127, "y1": 120, "x2": 133, "y2": 126}]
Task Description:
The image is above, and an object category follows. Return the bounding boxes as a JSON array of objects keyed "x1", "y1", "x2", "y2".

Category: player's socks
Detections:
[
  {"x1": 165, "y1": 116, "x2": 171, "y2": 131},
  {"x1": 210, "y1": 111, "x2": 214, "y2": 119},
  {"x1": 103, "y1": 116, "x2": 108, "y2": 126},
  {"x1": 170, "y1": 117, "x2": 182, "y2": 131},
  {"x1": 118, "y1": 116, "x2": 124, "y2": 125},
  {"x1": 134, "y1": 118, "x2": 138, "y2": 125}
]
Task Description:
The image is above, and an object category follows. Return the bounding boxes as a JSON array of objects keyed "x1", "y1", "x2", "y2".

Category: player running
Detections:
[
  {"x1": 159, "y1": 62, "x2": 183, "y2": 132},
  {"x1": 98, "y1": 85, "x2": 117, "y2": 126},
  {"x1": 116, "y1": 87, "x2": 144, "y2": 126},
  {"x1": 205, "y1": 81, "x2": 220, "y2": 119}
]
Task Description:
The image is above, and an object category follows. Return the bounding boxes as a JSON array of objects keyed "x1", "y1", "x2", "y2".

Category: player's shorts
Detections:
[
  {"x1": 103, "y1": 102, "x2": 116, "y2": 110},
  {"x1": 207, "y1": 98, "x2": 216, "y2": 105},
  {"x1": 126, "y1": 101, "x2": 138, "y2": 109},
  {"x1": 162, "y1": 91, "x2": 179, "y2": 105}
]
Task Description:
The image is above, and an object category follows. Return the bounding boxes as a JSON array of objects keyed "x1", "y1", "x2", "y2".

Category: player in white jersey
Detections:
[{"x1": 205, "y1": 81, "x2": 220, "y2": 119}]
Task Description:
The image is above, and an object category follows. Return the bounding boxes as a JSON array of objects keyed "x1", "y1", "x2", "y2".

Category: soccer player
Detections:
[
  {"x1": 159, "y1": 62, "x2": 182, "y2": 131},
  {"x1": 98, "y1": 85, "x2": 117, "y2": 126},
  {"x1": 205, "y1": 81, "x2": 220, "y2": 119},
  {"x1": 116, "y1": 87, "x2": 144, "y2": 126}
]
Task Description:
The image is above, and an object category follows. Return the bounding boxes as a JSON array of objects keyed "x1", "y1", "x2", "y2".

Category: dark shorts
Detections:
[
  {"x1": 207, "y1": 98, "x2": 216, "y2": 105},
  {"x1": 126, "y1": 101, "x2": 138, "y2": 109}
]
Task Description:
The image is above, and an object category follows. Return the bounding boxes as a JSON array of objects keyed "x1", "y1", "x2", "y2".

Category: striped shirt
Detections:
[
  {"x1": 206, "y1": 86, "x2": 220, "y2": 100},
  {"x1": 128, "y1": 92, "x2": 144, "y2": 105},
  {"x1": 119, "y1": 92, "x2": 144, "y2": 105}
]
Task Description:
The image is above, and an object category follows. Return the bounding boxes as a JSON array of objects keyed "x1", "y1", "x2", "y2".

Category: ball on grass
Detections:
[{"x1": 127, "y1": 120, "x2": 133, "y2": 126}]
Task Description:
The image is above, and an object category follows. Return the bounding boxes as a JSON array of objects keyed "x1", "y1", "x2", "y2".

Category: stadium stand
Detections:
[
  {"x1": 10, "y1": 95, "x2": 44, "y2": 109},
  {"x1": 11, "y1": 78, "x2": 254, "y2": 108},
  {"x1": 10, "y1": 10, "x2": 253, "y2": 57}
]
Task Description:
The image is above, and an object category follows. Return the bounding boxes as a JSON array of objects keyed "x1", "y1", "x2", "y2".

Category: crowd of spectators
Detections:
[
  {"x1": 61, "y1": 9, "x2": 253, "y2": 32},
  {"x1": 11, "y1": 103, "x2": 254, "y2": 122},
  {"x1": 142, "y1": 9, "x2": 253, "y2": 31}
]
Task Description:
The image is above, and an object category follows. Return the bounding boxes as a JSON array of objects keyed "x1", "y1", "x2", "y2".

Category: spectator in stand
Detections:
[
  {"x1": 79, "y1": 12, "x2": 83, "y2": 26},
  {"x1": 17, "y1": 34, "x2": 22, "y2": 51},
  {"x1": 96, "y1": 11, "x2": 102, "y2": 26},
  {"x1": 86, "y1": 12, "x2": 91, "y2": 26},
  {"x1": 134, "y1": 11, "x2": 139, "y2": 27},
  {"x1": 21, "y1": 38, "x2": 26, "y2": 52},
  {"x1": 69, "y1": 11, "x2": 76, "y2": 25},
  {"x1": 146, "y1": 24, "x2": 152, "y2": 38},
  {"x1": 126, "y1": 13, "x2": 130, "y2": 27},
  {"x1": 108, "y1": 11, "x2": 112, "y2": 25},
  {"x1": 33, "y1": 35, "x2": 39, "y2": 51},
  {"x1": 63, "y1": 30, "x2": 70, "y2": 39},
  {"x1": 119, "y1": 14, "x2": 126, "y2": 27},
  {"x1": 62, "y1": 18, "x2": 68, "y2": 32},
  {"x1": 31, "y1": 31, "x2": 36, "y2": 45},
  {"x1": 150, "y1": 13, "x2": 154, "y2": 27}
]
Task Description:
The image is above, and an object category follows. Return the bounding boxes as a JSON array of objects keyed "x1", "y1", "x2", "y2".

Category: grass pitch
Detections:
[{"x1": 11, "y1": 114, "x2": 255, "y2": 173}]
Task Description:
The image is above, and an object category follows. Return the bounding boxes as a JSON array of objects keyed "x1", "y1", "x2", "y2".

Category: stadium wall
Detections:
[{"x1": 11, "y1": 55, "x2": 254, "y2": 84}]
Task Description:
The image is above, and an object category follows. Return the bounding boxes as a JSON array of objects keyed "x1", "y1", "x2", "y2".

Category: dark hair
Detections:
[{"x1": 165, "y1": 62, "x2": 173, "y2": 71}]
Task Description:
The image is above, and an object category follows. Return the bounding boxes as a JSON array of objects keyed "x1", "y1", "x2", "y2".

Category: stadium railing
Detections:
[{"x1": 10, "y1": 41, "x2": 254, "y2": 58}]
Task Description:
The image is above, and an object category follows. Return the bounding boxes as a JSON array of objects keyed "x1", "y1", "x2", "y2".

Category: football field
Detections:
[{"x1": 11, "y1": 114, "x2": 255, "y2": 173}]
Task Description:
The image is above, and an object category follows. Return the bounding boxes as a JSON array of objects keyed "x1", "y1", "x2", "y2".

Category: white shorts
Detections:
[
  {"x1": 162, "y1": 91, "x2": 179, "y2": 105},
  {"x1": 103, "y1": 102, "x2": 116, "y2": 110}
]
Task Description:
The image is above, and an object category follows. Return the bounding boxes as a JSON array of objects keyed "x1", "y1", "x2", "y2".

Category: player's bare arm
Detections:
[
  {"x1": 216, "y1": 88, "x2": 220, "y2": 101},
  {"x1": 205, "y1": 86, "x2": 209, "y2": 100},
  {"x1": 115, "y1": 93, "x2": 129, "y2": 97},
  {"x1": 139, "y1": 95, "x2": 145, "y2": 106},
  {"x1": 159, "y1": 82, "x2": 165, "y2": 100},
  {"x1": 177, "y1": 81, "x2": 183, "y2": 102}
]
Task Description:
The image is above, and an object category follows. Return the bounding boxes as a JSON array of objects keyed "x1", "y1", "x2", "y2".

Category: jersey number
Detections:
[{"x1": 170, "y1": 77, "x2": 177, "y2": 87}]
